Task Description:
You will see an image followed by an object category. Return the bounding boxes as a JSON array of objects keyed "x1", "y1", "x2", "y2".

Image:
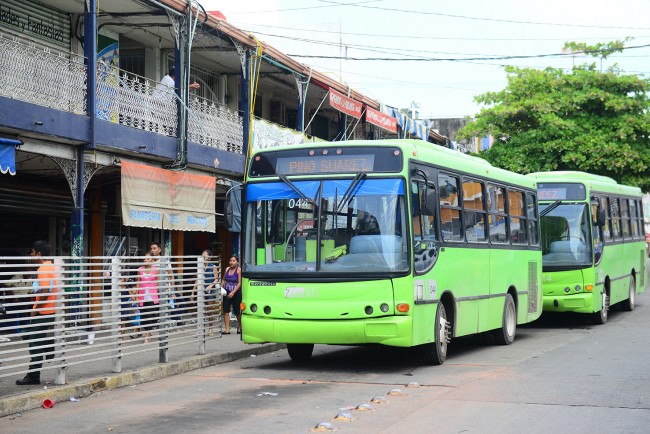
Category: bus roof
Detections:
[
  {"x1": 528, "y1": 171, "x2": 642, "y2": 197},
  {"x1": 250, "y1": 139, "x2": 537, "y2": 190}
]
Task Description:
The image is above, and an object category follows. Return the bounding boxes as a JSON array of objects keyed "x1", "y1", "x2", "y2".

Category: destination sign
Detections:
[
  {"x1": 537, "y1": 183, "x2": 586, "y2": 201},
  {"x1": 249, "y1": 146, "x2": 403, "y2": 177},
  {"x1": 275, "y1": 155, "x2": 374, "y2": 175}
]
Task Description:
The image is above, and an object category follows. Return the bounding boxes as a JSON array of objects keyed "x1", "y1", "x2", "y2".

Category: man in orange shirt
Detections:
[{"x1": 16, "y1": 240, "x2": 57, "y2": 386}]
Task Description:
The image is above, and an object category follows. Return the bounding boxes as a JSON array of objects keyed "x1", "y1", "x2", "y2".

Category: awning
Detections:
[
  {"x1": 0, "y1": 138, "x2": 21, "y2": 176},
  {"x1": 121, "y1": 161, "x2": 216, "y2": 232}
]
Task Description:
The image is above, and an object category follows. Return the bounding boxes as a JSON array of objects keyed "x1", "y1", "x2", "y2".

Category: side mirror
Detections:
[{"x1": 225, "y1": 184, "x2": 242, "y2": 232}]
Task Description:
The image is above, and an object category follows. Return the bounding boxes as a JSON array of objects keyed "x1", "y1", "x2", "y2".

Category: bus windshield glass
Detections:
[
  {"x1": 244, "y1": 178, "x2": 408, "y2": 275},
  {"x1": 539, "y1": 202, "x2": 592, "y2": 269}
]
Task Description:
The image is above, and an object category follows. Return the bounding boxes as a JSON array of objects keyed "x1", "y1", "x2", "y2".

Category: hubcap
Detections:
[{"x1": 505, "y1": 302, "x2": 516, "y2": 337}]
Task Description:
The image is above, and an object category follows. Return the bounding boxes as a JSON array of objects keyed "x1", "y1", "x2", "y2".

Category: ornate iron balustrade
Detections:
[
  {"x1": 0, "y1": 33, "x2": 86, "y2": 114},
  {"x1": 188, "y1": 94, "x2": 243, "y2": 153},
  {"x1": 96, "y1": 64, "x2": 178, "y2": 137}
]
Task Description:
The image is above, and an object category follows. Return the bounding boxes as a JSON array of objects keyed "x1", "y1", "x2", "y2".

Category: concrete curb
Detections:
[{"x1": 0, "y1": 343, "x2": 285, "y2": 418}]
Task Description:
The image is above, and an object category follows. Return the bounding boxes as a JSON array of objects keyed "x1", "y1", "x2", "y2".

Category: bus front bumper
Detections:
[
  {"x1": 242, "y1": 315, "x2": 413, "y2": 347},
  {"x1": 543, "y1": 292, "x2": 595, "y2": 313}
]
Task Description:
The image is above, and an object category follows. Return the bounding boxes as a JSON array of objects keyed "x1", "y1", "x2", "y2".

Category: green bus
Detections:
[
  {"x1": 240, "y1": 139, "x2": 543, "y2": 364},
  {"x1": 528, "y1": 171, "x2": 646, "y2": 324}
]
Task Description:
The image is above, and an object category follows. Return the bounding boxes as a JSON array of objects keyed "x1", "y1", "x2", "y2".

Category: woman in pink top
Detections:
[{"x1": 137, "y1": 252, "x2": 159, "y2": 343}]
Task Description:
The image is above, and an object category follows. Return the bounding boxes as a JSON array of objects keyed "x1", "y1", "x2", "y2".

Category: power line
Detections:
[
  {"x1": 237, "y1": 22, "x2": 650, "y2": 42},
  {"x1": 223, "y1": 0, "x2": 378, "y2": 14},
  {"x1": 315, "y1": 0, "x2": 650, "y2": 31},
  {"x1": 243, "y1": 29, "x2": 500, "y2": 57},
  {"x1": 287, "y1": 43, "x2": 650, "y2": 62}
]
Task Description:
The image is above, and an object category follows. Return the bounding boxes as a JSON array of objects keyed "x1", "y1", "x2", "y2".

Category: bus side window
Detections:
[
  {"x1": 526, "y1": 192, "x2": 539, "y2": 246},
  {"x1": 621, "y1": 198, "x2": 631, "y2": 239},
  {"x1": 462, "y1": 179, "x2": 487, "y2": 243},
  {"x1": 411, "y1": 180, "x2": 437, "y2": 240},
  {"x1": 439, "y1": 173, "x2": 462, "y2": 242},
  {"x1": 602, "y1": 197, "x2": 612, "y2": 242},
  {"x1": 610, "y1": 198, "x2": 621, "y2": 240},
  {"x1": 509, "y1": 190, "x2": 527, "y2": 245},
  {"x1": 488, "y1": 184, "x2": 508, "y2": 244}
]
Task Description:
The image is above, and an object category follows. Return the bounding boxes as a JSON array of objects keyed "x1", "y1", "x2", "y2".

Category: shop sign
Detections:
[
  {"x1": 366, "y1": 106, "x2": 397, "y2": 133},
  {"x1": 329, "y1": 89, "x2": 362, "y2": 119},
  {"x1": 0, "y1": 1, "x2": 70, "y2": 48}
]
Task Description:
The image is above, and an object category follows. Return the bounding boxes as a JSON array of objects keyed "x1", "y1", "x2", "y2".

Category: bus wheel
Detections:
[
  {"x1": 287, "y1": 344, "x2": 314, "y2": 362},
  {"x1": 591, "y1": 290, "x2": 609, "y2": 325},
  {"x1": 422, "y1": 302, "x2": 450, "y2": 365},
  {"x1": 622, "y1": 274, "x2": 636, "y2": 312},
  {"x1": 493, "y1": 293, "x2": 516, "y2": 345}
]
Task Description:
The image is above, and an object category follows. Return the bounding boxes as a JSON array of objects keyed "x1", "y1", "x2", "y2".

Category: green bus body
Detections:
[
  {"x1": 242, "y1": 139, "x2": 543, "y2": 364},
  {"x1": 528, "y1": 171, "x2": 646, "y2": 324}
]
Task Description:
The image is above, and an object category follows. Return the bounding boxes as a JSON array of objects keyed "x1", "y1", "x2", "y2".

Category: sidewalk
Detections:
[{"x1": 0, "y1": 331, "x2": 285, "y2": 418}]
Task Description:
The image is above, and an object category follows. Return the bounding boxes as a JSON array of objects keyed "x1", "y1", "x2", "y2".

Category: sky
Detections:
[{"x1": 203, "y1": 0, "x2": 650, "y2": 119}]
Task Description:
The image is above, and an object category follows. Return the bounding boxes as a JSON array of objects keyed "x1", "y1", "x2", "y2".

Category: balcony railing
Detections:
[
  {"x1": 0, "y1": 32, "x2": 87, "y2": 114},
  {"x1": 188, "y1": 94, "x2": 243, "y2": 153},
  {"x1": 0, "y1": 32, "x2": 243, "y2": 153},
  {"x1": 98, "y1": 64, "x2": 243, "y2": 151},
  {"x1": 96, "y1": 64, "x2": 178, "y2": 137}
]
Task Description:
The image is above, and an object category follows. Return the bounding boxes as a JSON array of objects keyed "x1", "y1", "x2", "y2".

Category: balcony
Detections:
[
  {"x1": 0, "y1": 33, "x2": 243, "y2": 154},
  {"x1": 0, "y1": 32, "x2": 86, "y2": 115}
]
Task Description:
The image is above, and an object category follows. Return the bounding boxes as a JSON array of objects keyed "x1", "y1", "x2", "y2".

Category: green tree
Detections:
[{"x1": 458, "y1": 40, "x2": 650, "y2": 191}]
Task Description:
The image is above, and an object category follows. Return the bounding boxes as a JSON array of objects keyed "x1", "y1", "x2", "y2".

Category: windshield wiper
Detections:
[
  {"x1": 540, "y1": 200, "x2": 562, "y2": 217},
  {"x1": 335, "y1": 171, "x2": 367, "y2": 214},
  {"x1": 278, "y1": 174, "x2": 316, "y2": 207}
]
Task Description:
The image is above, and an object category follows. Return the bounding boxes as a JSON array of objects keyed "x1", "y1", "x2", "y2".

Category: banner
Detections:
[
  {"x1": 121, "y1": 161, "x2": 216, "y2": 232},
  {"x1": 366, "y1": 106, "x2": 397, "y2": 133},
  {"x1": 252, "y1": 118, "x2": 322, "y2": 151},
  {"x1": 329, "y1": 89, "x2": 362, "y2": 119}
]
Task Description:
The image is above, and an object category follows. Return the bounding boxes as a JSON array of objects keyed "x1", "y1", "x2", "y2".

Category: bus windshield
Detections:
[
  {"x1": 539, "y1": 202, "x2": 592, "y2": 269},
  {"x1": 244, "y1": 177, "x2": 409, "y2": 275}
]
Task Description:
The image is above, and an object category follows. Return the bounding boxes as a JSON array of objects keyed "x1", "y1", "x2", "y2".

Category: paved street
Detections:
[{"x1": 4, "y1": 282, "x2": 650, "y2": 433}]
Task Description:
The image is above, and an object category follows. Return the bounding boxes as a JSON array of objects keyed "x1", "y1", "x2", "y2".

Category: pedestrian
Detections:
[
  {"x1": 221, "y1": 255, "x2": 242, "y2": 335},
  {"x1": 119, "y1": 276, "x2": 136, "y2": 342},
  {"x1": 150, "y1": 241, "x2": 182, "y2": 325},
  {"x1": 16, "y1": 240, "x2": 58, "y2": 386},
  {"x1": 156, "y1": 66, "x2": 200, "y2": 94},
  {"x1": 192, "y1": 250, "x2": 219, "y2": 336},
  {"x1": 136, "y1": 252, "x2": 159, "y2": 344}
]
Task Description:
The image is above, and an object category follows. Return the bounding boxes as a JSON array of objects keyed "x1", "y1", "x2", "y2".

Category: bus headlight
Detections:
[
  {"x1": 250, "y1": 304, "x2": 258, "y2": 313},
  {"x1": 380, "y1": 303, "x2": 389, "y2": 313}
]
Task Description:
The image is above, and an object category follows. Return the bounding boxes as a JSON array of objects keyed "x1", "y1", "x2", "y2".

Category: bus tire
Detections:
[
  {"x1": 422, "y1": 302, "x2": 449, "y2": 365},
  {"x1": 287, "y1": 343, "x2": 314, "y2": 362},
  {"x1": 622, "y1": 274, "x2": 636, "y2": 312},
  {"x1": 591, "y1": 289, "x2": 609, "y2": 325},
  {"x1": 493, "y1": 293, "x2": 516, "y2": 345}
]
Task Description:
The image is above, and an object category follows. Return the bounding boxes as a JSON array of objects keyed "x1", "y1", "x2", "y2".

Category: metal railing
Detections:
[
  {"x1": 96, "y1": 64, "x2": 178, "y2": 137},
  {"x1": 188, "y1": 94, "x2": 243, "y2": 153},
  {"x1": 0, "y1": 32, "x2": 87, "y2": 114},
  {"x1": 97, "y1": 64, "x2": 243, "y2": 150},
  {"x1": 0, "y1": 255, "x2": 224, "y2": 387}
]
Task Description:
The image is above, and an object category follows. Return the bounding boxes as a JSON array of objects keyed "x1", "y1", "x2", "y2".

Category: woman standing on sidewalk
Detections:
[
  {"x1": 221, "y1": 255, "x2": 241, "y2": 334},
  {"x1": 136, "y1": 253, "x2": 159, "y2": 344}
]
